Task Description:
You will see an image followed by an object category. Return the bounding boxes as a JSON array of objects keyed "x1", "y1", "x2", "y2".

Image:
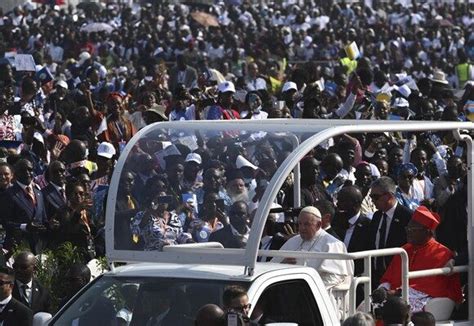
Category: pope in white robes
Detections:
[{"x1": 271, "y1": 206, "x2": 354, "y2": 289}]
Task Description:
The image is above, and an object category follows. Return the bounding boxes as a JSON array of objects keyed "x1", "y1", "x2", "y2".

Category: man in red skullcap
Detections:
[{"x1": 376, "y1": 206, "x2": 463, "y2": 312}]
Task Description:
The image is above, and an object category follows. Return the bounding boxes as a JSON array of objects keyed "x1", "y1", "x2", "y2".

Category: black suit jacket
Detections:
[
  {"x1": 333, "y1": 214, "x2": 372, "y2": 276},
  {"x1": 208, "y1": 225, "x2": 245, "y2": 248},
  {"x1": 0, "y1": 183, "x2": 48, "y2": 253},
  {"x1": 114, "y1": 195, "x2": 140, "y2": 250},
  {"x1": 13, "y1": 279, "x2": 52, "y2": 313},
  {"x1": 0, "y1": 297, "x2": 33, "y2": 326},
  {"x1": 42, "y1": 183, "x2": 67, "y2": 220},
  {"x1": 325, "y1": 227, "x2": 341, "y2": 241},
  {"x1": 369, "y1": 204, "x2": 411, "y2": 282}
]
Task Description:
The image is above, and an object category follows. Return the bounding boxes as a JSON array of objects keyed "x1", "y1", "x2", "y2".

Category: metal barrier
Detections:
[
  {"x1": 259, "y1": 248, "x2": 408, "y2": 317},
  {"x1": 259, "y1": 248, "x2": 468, "y2": 319}
]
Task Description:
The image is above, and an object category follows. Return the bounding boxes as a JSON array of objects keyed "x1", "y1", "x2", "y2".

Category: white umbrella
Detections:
[{"x1": 80, "y1": 22, "x2": 114, "y2": 34}]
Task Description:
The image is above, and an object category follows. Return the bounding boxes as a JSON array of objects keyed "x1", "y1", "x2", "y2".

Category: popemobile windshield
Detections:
[{"x1": 105, "y1": 119, "x2": 474, "y2": 279}]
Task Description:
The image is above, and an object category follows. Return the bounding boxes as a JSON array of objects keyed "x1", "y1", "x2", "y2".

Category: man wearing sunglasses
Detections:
[
  {"x1": 0, "y1": 266, "x2": 33, "y2": 326},
  {"x1": 368, "y1": 176, "x2": 412, "y2": 286}
]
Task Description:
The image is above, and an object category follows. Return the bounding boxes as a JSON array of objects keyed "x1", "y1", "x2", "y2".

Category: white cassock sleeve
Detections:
[
  {"x1": 313, "y1": 239, "x2": 354, "y2": 289},
  {"x1": 270, "y1": 236, "x2": 301, "y2": 264}
]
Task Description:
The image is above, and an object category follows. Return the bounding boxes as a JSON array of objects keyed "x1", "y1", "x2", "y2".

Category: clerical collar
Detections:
[{"x1": 298, "y1": 229, "x2": 324, "y2": 251}]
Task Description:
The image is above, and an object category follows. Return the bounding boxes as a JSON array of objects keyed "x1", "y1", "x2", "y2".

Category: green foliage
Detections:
[{"x1": 14, "y1": 242, "x2": 108, "y2": 312}]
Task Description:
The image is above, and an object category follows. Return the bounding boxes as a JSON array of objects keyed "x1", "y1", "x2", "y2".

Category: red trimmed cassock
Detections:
[{"x1": 380, "y1": 238, "x2": 462, "y2": 303}]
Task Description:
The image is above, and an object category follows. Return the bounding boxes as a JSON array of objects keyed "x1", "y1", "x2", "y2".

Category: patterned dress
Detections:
[{"x1": 130, "y1": 210, "x2": 182, "y2": 251}]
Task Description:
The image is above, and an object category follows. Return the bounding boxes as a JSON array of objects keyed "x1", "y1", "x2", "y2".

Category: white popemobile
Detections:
[{"x1": 36, "y1": 120, "x2": 473, "y2": 326}]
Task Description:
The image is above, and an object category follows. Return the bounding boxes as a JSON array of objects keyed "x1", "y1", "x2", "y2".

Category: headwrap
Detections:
[{"x1": 395, "y1": 162, "x2": 418, "y2": 178}]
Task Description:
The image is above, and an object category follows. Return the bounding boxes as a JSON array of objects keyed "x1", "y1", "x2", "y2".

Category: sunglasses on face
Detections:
[
  {"x1": 230, "y1": 303, "x2": 251, "y2": 312},
  {"x1": 369, "y1": 192, "x2": 386, "y2": 201}
]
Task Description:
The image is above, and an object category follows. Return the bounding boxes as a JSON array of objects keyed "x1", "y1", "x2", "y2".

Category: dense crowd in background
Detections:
[{"x1": 0, "y1": 0, "x2": 472, "y2": 323}]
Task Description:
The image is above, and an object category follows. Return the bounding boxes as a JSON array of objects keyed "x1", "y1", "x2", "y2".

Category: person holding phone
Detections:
[
  {"x1": 189, "y1": 192, "x2": 226, "y2": 243},
  {"x1": 130, "y1": 190, "x2": 183, "y2": 251},
  {"x1": 209, "y1": 201, "x2": 250, "y2": 248},
  {"x1": 56, "y1": 181, "x2": 96, "y2": 262}
]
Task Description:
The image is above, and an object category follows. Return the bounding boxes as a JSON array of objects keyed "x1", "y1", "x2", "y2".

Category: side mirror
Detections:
[{"x1": 33, "y1": 312, "x2": 52, "y2": 326}]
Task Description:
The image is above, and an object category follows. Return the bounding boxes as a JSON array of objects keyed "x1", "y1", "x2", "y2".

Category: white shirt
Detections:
[
  {"x1": 272, "y1": 229, "x2": 353, "y2": 289},
  {"x1": 246, "y1": 78, "x2": 267, "y2": 92},
  {"x1": 0, "y1": 295, "x2": 12, "y2": 313},
  {"x1": 375, "y1": 202, "x2": 397, "y2": 249},
  {"x1": 16, "y1": 280, "x2": 33, "y2": 304},
  {"x1": 343, "y1": 213, "x2": 360, "y2": 248},
  {"x1": 50, "y1": 182, "x2": 65, "y2": 196}
]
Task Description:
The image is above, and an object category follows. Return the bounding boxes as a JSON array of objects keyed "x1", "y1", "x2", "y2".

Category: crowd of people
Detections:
[{"x1": 0, "y1": 0, "x2": 472, "y2": 324}]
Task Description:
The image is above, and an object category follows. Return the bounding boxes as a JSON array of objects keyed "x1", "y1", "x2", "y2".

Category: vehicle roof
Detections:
[{"x1": 106, "y1": 262, "x2": 312, "y2": 282}]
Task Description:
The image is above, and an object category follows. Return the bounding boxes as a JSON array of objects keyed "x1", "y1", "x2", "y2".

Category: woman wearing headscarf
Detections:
[{"x1": 129, "y1": 188, "x2": 187, "y2": 251}]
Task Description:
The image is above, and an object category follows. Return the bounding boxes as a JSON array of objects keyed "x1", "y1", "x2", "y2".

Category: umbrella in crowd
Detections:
[
  {"x1": 76, "y1": 1, "x2": 102, "y2": 12},
  {"x1": 80, "y1": 22, "x2": 114, "y2": 34},
  {"x1": 191, "y1": 11, "x2": 219, "y2": 27}
]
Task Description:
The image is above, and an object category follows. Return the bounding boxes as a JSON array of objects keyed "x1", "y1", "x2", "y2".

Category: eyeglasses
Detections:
[{"x1": 231, "y1": 303, "x2": 252, "y2": 312}]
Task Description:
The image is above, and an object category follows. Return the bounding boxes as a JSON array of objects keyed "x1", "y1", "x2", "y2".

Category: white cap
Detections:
[
  {"x1": 236, "y1": 155, "x2": 258, "y2": 170},
  {"x1": 185, "y1": 152, "x2": 202, "y2": 165},
  {"x1": 78, "y1": 51, "x2": 91, "y2": 66},
  {"x1": 282, "y1": 81, "x2": 298, "y2": 93},
  {"x1": 218, "y1": 81, "x2": 236, "y2": 93},
  {"x1": 97, "y1": 142, "x2": 116, "y2": 159},
  {"x1": 299, "y1": 206, "x2": 322, "y2": 220},
  {"x1": 56, "y1": 80, "x2": 68, "y2": 89}
]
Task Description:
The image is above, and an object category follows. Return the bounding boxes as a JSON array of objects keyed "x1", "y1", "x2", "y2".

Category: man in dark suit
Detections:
[
  {"x1": 209, "y1": 201, "x2": 249, "y2": 249},
  {"x1": 42, "y1": 161, "x2": 67, "y2": 221},
  {"x1": 0, "y1": 159, "x2": 48, "y2": 254},
  {"x1": 368, "y1": 177, "x2": 411, "y2": 285},
  {"x1": 168, "y1": 55, "x2": 198, "y2": 92},
  {"x1": 12, "y1": 251, "x2": 51, "y2": 313},
  {"x1": 333, "y1": 186, "x2": 371, "y2": 276},
  {"x1": 0, "y1": 266, "x2": 33, "y2": 326}
]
